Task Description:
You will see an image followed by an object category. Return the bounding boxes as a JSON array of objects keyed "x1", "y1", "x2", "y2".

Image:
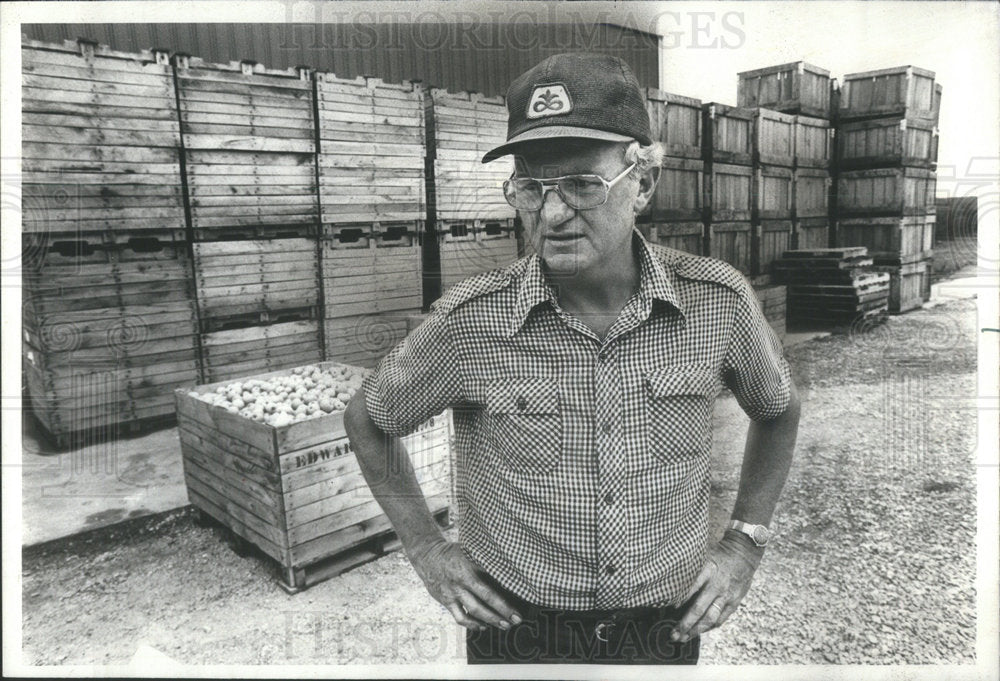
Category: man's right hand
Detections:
[{"x1": 407, "y1": 538, "x2": 523, "y2": 631}]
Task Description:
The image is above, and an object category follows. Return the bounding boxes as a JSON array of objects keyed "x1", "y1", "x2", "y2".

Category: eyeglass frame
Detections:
[{"x1": 502, "y1": 162, "x2": 638, "y2": 211}]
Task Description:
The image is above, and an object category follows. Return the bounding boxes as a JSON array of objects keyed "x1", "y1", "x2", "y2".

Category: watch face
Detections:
[{"x1": 752, "y1": 526, "x2": 770, "y2": 545}]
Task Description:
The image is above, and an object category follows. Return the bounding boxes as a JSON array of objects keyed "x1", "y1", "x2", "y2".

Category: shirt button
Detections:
[
  {"x1": 605, "y1": 564, "x2": 617, "y2": 576},
  {"x1": 603, "y1": 492, "x2": 616, "y2": 505},
  {"x1": 516, "y1": 396, "x2": 527, "y2": 411},
  {"x1": 601, "y1": 422, "x2": 612, "y2": 434}
]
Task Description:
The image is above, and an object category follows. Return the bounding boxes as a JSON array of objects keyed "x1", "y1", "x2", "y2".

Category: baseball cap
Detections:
[{"x1": 482, "y1": 52, "x2": 652, "y2": 164}]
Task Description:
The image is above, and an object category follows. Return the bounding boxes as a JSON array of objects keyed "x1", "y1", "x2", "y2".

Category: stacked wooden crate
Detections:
[
  {"x1": 738, "y1": 62, "x2": 836, "y2": 258},
  {"x1": 703, "y1": 102, "x2": 755, "y2": 275},
  {"x1": 316, "y1": 73, "x2": 426, "y2": 367},
  {"x1": 644, "y1": 89, "x2": 706, "y2": 256},
  {"x1": 834, "y1": 66, "x2": 941, "y2": 312},
  {"x1": 425, "y1": 89, "x2": 519, "y2": 293},
  {"x1": 174, "y1": 362, "x2": 451, "y2": 592},
  {"x1": 21, "y1": 39, "x2": 199, "y2": 445},
  {"x1": 175, "y1": 55, "x2": 322, "y2": 381}
]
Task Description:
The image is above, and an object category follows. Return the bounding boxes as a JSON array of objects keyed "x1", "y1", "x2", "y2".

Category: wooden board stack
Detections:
[
  {"x1": 174, "y1": 362, "x2": 451, "y2": 592},
  {"x1": 644, "y1": 89, "x2": 707, "y2": 256},
  {"x1": 321, "y1": 224, "x2": 423, "y2": 368},
  {"x1": 834, "y1": 65, "x2": 941, "y2": 310},
  {"x1": 23, "y1": 231, "x2": 200, "y2": 446},
  {"x1": 425, "y1": 88, "x2": 519, "y2": 296},
  {"x1": 774, "y1": 247, "x2": 892, "y2": 326},
  {"x1": 753, "y1": 283, "x2": 788, "y2": 342}
]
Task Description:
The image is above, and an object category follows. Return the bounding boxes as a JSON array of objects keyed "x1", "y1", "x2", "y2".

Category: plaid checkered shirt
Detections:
[{"x1": 362, "y1": 230, "x2": 792, "y2": 610}]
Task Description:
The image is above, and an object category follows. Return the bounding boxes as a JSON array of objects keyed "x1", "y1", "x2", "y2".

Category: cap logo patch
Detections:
[{"x1": 526, "y1": 83, "x2": 572, "y2": 119}]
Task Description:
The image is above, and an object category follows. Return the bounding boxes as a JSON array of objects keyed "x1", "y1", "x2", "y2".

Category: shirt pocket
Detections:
[
  {"x1": 645, "y1": 365, "x2": 720, "y2": 465},
  {"x1": 485, "y1": 378, "x2": 562, "y2": 474}
]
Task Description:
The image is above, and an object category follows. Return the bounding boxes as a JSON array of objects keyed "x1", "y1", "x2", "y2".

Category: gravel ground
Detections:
[{"x1": 20, "y1": 296, "x2": 980, "y2": 667}]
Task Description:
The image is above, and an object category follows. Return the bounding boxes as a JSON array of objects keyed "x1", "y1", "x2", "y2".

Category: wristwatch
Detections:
[{"x1": 728, "y1": 520, "x2": 771, "y2": 547}]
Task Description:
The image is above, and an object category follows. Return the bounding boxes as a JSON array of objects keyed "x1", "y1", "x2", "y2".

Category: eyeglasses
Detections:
[{"x1": 502, "y1": 163, "x2": 636, "y2": 211}]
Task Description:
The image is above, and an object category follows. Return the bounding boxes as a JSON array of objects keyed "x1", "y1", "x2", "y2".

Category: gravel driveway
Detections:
[{"x1": 20, "y1": 297, "x2": 980, "y2": 667}]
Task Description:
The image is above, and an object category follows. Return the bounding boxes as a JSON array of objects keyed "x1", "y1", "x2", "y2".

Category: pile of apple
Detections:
[{"x1": 189, "y1": 363, "x2": 372, "y2": 427}]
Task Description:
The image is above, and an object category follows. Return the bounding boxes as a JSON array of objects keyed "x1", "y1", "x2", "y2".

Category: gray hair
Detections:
[{"x1": 624, "y1": 140, "x2": 664, "y2": 179}]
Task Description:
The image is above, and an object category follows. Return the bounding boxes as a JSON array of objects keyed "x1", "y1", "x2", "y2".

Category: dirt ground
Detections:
[{"x1": 20, "y1": 295, "x2": 981, "y2": 668}]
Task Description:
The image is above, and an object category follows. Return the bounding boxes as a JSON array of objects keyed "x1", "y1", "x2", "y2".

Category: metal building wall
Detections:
[{"x1": 21, "y1": 23, "x2": 659, "y2": 96}]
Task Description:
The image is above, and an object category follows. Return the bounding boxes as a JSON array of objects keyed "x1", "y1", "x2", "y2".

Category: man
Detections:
[{"x1": 345, "y1": 52, "x2": 800, "y2": 665}]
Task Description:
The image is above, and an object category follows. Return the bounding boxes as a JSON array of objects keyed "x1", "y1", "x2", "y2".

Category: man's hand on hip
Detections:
[
  {"x1": 671, "y1": 532, "x2": 764, "y2": 643},
  {"x1": 408, "y1": 538, "x2": 523, "y2": 632}
]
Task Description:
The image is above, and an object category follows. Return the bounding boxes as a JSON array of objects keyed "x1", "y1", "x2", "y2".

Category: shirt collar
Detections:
[{"x1": 506, "y1": 229, "x2": 686, "y2": 338}]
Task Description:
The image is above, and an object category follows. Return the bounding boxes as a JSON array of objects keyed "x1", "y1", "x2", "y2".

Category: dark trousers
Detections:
[{"x1": 466, "y1": 574, "x2": 700, "y2": 665}]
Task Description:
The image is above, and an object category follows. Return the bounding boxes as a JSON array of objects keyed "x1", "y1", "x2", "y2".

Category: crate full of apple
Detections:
[{"x1": 174, "y1": 361, "x2": 451, "y2": 592}]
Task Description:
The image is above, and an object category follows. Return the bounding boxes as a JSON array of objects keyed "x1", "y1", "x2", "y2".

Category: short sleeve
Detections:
[
  {"x1": 722, "y1": 282, "x2": 792, "y2": 421},
  {"x1": 361, "y1": 309, "x2": 465, "y2": 437}
]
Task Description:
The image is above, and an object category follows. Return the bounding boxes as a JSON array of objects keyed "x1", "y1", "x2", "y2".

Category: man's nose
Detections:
[{"x1": 537, "y1": 185, "x2": 575, "y2": 227}]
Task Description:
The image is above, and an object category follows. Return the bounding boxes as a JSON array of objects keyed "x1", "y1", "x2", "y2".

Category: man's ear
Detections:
[{"x1": 633, "y1": 165, "x2": 660, "y2": 215}]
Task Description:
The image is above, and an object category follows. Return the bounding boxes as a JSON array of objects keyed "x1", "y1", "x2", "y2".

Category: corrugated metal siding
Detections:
[{"x1": 21, "y1": 23, "x2": 658, "y2": 96}]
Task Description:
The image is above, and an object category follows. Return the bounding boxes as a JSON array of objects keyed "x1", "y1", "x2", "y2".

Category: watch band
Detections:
[{"x1": 728, "y1": 520, "x2": 770, "y2": 547}]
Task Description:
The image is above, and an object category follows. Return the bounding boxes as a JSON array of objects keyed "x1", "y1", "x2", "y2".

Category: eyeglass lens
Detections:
[{"x1": 504, "y1": 175, "x2": 609, "y2": 210}]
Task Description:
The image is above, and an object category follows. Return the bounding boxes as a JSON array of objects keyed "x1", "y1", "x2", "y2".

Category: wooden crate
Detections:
[
  {"x1": 174, "y1": 361, "x2": 451, "y2": 591},
  {"x1": 707, "y1": 163, "x2": 753, "y2": 222},
  {"x1": 835, "y1": 167, "x2": 937, "y2": 217},
  {"x1": 321, "y1": 222, "x2": 423, "y2": 319},
  {"x1": 650, "y1": 222, "x2": 706, "y2": 256},
  {"x1": 920, "y1": 257, "x2": 933, "y2": 302},
  {"x1": 438, "y1": 221, "x2": 519, "y2": 290},
  {"x1": 872, "y1": 261, "x2": 928, "y2": 313},
  {"x1": 793, "y1": 168, "x2": 831, "y2": 219},
  {"x1": 834, "y1": 215, "x2": 935, "y2": 264},
  {"x1": 21, "y1": 38, "x2": 185, "y2": 234},
  {"x1": 324, "y1": 309, "x2": 419, "y2": 368},
  {"x1": 316, "y1": 73, "x2": 426, "y2": 223},
  {"x1": 752, "y1": 283, "x2": 787, "y2": 342},
  {"x1": 753, "y1": 220, "x2": 794, "y2": 277},
  {"x1": 427, "y1": 88, "x2": 515, "y2": 222},
  {"x1": 794, "y1": 116, "x2": 833, "y2": 169},
  {"x1": 753, "y1": 109, "x2": 796, "y2": 168},
  {"x1": 793, "y1": 218, "x2": 830, "y2": 250},
  {"x1": 200, "y1": 315, "x2": 322, "y2": 383},
  {"x1": 194, "y1": 237, "x2": 319, "y2": 319},
  {"x1": 645, "y1": 89, "x2": 703, "y2": 159},
  {"x1": 703, "y1": 103, "x2": 753, "y2": 166},
  {"x1": 837, "y1": 117, "x2": 938, "y2": 170},
  {"x1": 737, "y1": 62, "x2": 833, "y2": 118},
  {"x1": 175, "y1": 55, "x2": 319, "y2": 235},
  {"x1": 839, "y1": 66, "x2": 940, "y2": 124},
  {"x1": 709, "y1": 221, "x2": 752, "y2": 274},
  {"x1": 754, "y1": 165, "x2": 794, "y2": 220},
  {"x1": 649, "y1": 158, "x2": 704, "y2": 221}
]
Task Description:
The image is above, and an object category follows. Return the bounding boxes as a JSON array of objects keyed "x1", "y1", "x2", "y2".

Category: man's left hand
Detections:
[{"x1": 671, "y1": 533, "x2": 764, "y2": 643}]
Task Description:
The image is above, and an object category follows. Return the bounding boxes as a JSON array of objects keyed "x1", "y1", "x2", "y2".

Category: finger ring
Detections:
[{"x1": 708, "y1": 601, "x2": 724, "y2": 613}]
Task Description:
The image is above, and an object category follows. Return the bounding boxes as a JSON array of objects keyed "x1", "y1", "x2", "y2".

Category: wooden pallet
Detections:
[
  {"x1": 174, "y1": 362, "x2": 452, "y2": 593},
  {"x1": 21, "y1": 39, "x2": 186, "y2": 234},
  {"x1": 316, "y1": 73, "x2": 426, "y2": 224}
]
